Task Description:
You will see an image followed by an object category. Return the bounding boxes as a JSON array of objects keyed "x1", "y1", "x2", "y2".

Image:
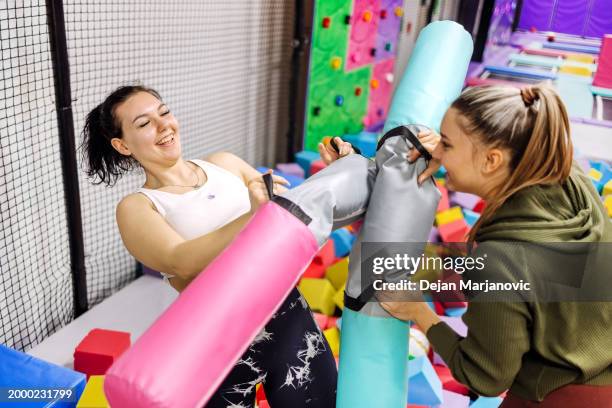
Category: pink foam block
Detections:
[
  {"x1": 310, "y1": 159, "x2": 327, "y2": 175},
  {"x1": 437, "y1": 183, "x2": 450, "y2": 212},
  {"x1": 594, "y1": 35, "x2": 612, "y2": 88},
  {"x1": 104, "y1": 202, "x2": 318, "y2": 408},
  {"x1": 346, "y1": 0, "x2": 380, "y2": 70},
  {"x1": 365, "y1": 58, "x2": 395, "y2": 130}
]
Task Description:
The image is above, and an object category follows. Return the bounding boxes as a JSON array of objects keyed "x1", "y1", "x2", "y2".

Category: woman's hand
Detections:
[
  {"x1": 247, "y1": 170, "x2": 289, "y2": 212},
  {"x1": 378, "y1": 288, "x2": 441, "y2": 333},
  {"x1": 407, "y1": 130, "x2": 442, "y2": 185},
  {"x1": 318, "y1": 137, "x2": 354, "y2": 165}
]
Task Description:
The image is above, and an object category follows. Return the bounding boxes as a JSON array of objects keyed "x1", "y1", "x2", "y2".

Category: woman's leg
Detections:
[{"x1": 259, "y1": 288, "x2": 338, "y2": 408}]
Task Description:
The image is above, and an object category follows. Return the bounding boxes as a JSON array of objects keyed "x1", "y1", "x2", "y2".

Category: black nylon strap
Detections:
[
  {"x1": 343, "y1": 283, "x2": 376, "y2": 312},
  {"x1": 271, "y1": 196, "x2": 312, "y2": 226},
  {"x1": 376, "y1": 125, "x2": 432, "y2": 161},
  {"x1": 330, "y1": 137, "x2": 362, "y2": 155},
  {"x1": 262, "y1": 172, "x2": 275, "y2": 199}
]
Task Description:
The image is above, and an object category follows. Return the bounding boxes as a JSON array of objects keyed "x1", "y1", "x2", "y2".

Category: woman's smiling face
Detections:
[{"x1": 111, "y1": 91, "x2": 182, "y2": 166}]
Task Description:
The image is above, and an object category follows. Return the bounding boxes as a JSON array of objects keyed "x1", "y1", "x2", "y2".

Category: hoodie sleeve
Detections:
[
  {"x1": 426, "y1": 243, "x2": 532, "y2": 396},
  {"x1": 426, "y1": 301, "x2": 531, "y2": 396}
]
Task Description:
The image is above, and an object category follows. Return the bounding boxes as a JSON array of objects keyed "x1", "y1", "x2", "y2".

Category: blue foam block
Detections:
[
  {"x1": 0, "y1": 344, "x2": 86, "y2": 407},
  {"x1": 445, "y1": 306, "x2": 468, "y2": 317},
  {"x1": 470, "y1": 396, "x2": 504, "y2": 407},
  {"x1": 462, "y1": 209, "x2": 480, "y2": 227},
  {"x1": 295, "y1": 150, "x2": 320, "y2": 178},
  {"x1": 543, "y1": 42, "x2": 600, "y2": 55},
  {"x1": 407, "y1": 356, "x2": 444, "y2": 406},
  {"x1": 435, "y1": 165, "x2": 448, "y2": 178},
  {"x1": 256, "y1": 166, "x2": 305, "y2": 188},
  {"x1": 331, "y1": 228, "x2": 355, "y2": 257},
  {"x1": 342, "y1": 131, "x2": 378, "y2": 158}
]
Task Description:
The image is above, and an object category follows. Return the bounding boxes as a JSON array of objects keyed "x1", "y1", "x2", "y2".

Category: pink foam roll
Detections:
[{"x1": 104, "y1": 202, "x2": 318, "y2": 408}]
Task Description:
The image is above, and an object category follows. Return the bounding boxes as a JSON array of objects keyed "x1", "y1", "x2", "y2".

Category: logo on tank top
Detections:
[{"x1": 207, "y1": 194, "x2": 215, "y2": 200}]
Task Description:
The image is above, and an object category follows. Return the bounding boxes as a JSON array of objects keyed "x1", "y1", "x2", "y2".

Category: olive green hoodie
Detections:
[{"x1": 427, "y1": 163, "x2": 612, "y2": 401}]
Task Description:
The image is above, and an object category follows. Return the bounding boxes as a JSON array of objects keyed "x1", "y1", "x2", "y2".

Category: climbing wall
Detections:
[{"x1": 304, "y1": 0, "x2": 405, "y2": 152}]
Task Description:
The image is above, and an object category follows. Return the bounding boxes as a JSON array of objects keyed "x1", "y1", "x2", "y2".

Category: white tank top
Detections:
[{"x1": 136, "y1": 159, "x2": 251, "y2": 280}]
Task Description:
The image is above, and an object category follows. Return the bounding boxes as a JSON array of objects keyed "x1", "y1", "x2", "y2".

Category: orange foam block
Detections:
[{"x1": 74, "y1": 329, "x2": 130, "y2": 378}]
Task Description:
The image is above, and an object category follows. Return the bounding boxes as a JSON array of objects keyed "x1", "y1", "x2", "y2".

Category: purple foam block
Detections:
[
  {"x1": 435, "y1": 390, "x2": 470, "y2": 408},
  {"x1": 450, "y1": 191, "x2": 481, "y2": 210},
  {"x1": 440, "y1": 316, "x2": 468, "y2": 337},
  {"x1": 428, "y1": 227, "x2": 440, "y2": 243},
  {"x1": 276, "y1": 162, "x2": 305, "y2": 178}
]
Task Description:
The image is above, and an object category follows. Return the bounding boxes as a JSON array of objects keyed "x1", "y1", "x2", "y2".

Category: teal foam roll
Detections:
[
  {"x1": 337, "y1": 309, "x2": 410, "y2": 408},
  {"x1": 383, "y1": 21, "x2": 473, "y2": 134}
]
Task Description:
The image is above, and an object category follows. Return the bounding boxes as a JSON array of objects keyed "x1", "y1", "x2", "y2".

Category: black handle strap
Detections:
[
  {"x1": 376, "y1": 125, "x2": 432, "y2": 161},
  {"x1": 262, "y1": 172, "x2": 275, "y2": 200},
  {"x1": 330, "y1": 137, "x2": 362, "y2": 155},
  {"x1": 343, "y1": 283, "x2": 376, "y2": 312}
]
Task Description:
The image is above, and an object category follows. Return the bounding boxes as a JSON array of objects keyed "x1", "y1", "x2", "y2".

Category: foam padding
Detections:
[
  {"x1": 556, "y1": 74, "x2": 594, "y2": 119},
  {"x1": 337, "y1": 309, "x2": 410, "y2": 407},
  {"x1": 0, "y1": 344, "x2": 86, "y2": 407},
  {"x1": 384, "y1": 21, "x2": 473, "y2": 133},
  {"x1": 104, "y1": 202, "x2": 318, "y2": 408}
]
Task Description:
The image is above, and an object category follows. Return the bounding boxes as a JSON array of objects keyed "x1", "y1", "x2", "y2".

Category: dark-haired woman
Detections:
[
  {"x1": 380, "y1": 85, "x2": 612, "y2": 407},
  {"x1": 81, "y1": 86, "x2": 338, "y2": 408}
]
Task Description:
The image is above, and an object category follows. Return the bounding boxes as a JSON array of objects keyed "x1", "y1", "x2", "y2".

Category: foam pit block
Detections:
[
  {"x1": 275, "y1": 162, "x2": 305, "y2": 178},
  {"x1": 439, "y1": 219, "x2": 469, "y2": 242},
  {"x1": 323, "y1": 327, "x2": 341, "y2": 357},
  {"x1": 434, "y1": 365, "x2": 470, "y2": 395},
  {"x1": 333, "y1": 283, "x2": 346, "y2": 309},
  {"x1": 470, "y1": 396, "x2": 504, "y2": 408},
  {"x1": 74, "y1": 329, "x2": 131, "y2": 378},
  {"x1": 331, "y1": 228, "x2": 356, "y2": 257},
  {"x1": 310, "y1": 159, "x2": 328, "y2": 175},
  {"x1": 325, "y1": 257, "x2": 349, "y2": 290},
  {"x1": 298, "y1": 278, "x2": 337, "y2": 316},
  {"x1": 1, "y1": 344, "x2": 86, "y2": 407},
  {"x1": 437, "y1": 389, "x2": 470, "y2": 407},
  {"x1": 314, "y1": 239, "x2": 336, "y2": 267},
  {"x1": 407, "y1": 356, "x2": 444, "y2": 406},
  {"x1": 77, "y1": 375, "x2": 109, "y2": 408},
  {"x1": 295, "y1": 150, "x2": 321, "y2": 177},
  {"x1": 436, "y1": 206, "x2": 464, "y2": 226},
  {"x1": 302, "y1": 261, "x2": 327, "y2": 279}
]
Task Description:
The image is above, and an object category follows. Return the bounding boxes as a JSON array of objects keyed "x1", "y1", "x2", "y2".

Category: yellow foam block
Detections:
[
  {"x1": 559, "y1": 65, "x2": 592, "y2": 76},
  {"x1": 325, "y1": 258, "x2": 349, "y2": 290},
  {"x1": 323, "y1": 327, "x2": 341, "y2": 357},
  {"x1": 333, "y1": 283, "x2": 345, "y2": 310},
  {"x1": 298, "y1": 278, "x2": 337, "y2": 316},
  {"x1": 604, "y1": 196, "x2": 612, "y2": 218},
  {"x1": 435, "y1": 206, "x2": 463, "y2": 226},
  {"x1": 566, "y1": 53, "x2": 595, "y2": 64},
  {"x1": 588, "y1": 168, "x2": 603, "y2": 182},
  {"x1": 604, "y1": 180, "x2": 612, "y2": 197},
  {"x1": 77, "y1": 375, "x2": 109, "y2": 408}
]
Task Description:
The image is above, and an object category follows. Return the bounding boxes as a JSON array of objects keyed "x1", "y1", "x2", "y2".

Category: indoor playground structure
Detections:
[{"x1": 1, "y1": 1, "x2": 611, "y2": 408}]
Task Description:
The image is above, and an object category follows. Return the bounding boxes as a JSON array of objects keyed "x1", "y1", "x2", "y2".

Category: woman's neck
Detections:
[{"x1": 142, "y1": 158, "x2": 197, "y2": 189}]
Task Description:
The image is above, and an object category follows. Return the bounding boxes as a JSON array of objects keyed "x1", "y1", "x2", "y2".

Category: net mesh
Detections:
[
  {"x1": 64, "y1": 0, "x2": 295, "y2": 306},
  {"x1": 1, "y1": 0, "x2": 294, "y2": 350},
  {"x1": 0, "y1": 0, "x2": 74, "y2": 351}
]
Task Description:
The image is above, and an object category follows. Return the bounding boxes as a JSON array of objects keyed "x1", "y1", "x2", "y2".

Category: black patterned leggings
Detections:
[{"x1": 205, "y1": 288, "x2": 338, "y2": 408}]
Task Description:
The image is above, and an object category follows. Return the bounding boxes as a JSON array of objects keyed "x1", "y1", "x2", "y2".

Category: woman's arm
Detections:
[{"x1": 116, "y1": 193, "x2": 254, "y2": 283}]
